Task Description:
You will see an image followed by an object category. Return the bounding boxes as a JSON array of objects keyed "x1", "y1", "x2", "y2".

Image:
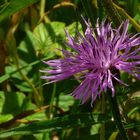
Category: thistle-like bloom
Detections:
[{"x1": 41, "y1": 19, "x2": 140, "y2": 104}]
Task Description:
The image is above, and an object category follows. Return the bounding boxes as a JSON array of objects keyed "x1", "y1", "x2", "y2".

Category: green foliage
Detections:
[
  {"x1": 0, "y1": 0, "x2": 140, "y2": 140},
  {"x1": 0, "y1": 0, "x2": 40, "y2": 22},
  {"x1": 0, "y1": 113, "x2": 112, "y2": 138}
]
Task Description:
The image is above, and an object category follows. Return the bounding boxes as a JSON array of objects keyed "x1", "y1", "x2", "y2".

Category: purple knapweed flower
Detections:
[{"x1": 40, "y1": 19, "x2": 140, "y2": 104}]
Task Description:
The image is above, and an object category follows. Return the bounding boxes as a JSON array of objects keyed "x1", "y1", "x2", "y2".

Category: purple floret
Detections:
[{"x1": 41, "y1": 19, "x2": 140, "y2": 105}]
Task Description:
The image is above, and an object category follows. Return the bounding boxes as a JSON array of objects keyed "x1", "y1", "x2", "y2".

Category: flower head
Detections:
[{"x1": 41, "y1": 19, "x2": 140, "y2": 104}]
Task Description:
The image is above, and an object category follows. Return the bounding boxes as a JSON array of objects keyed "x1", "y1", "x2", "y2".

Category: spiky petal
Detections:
[{"x1": 41, "y1": 19, "x2": 140, "y2": 104}]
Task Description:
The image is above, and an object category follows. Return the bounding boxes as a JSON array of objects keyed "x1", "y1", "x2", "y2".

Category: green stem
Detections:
[
  {"x1": 40, "y1": 0, "x2": 46, "y2": 18},
  {"x1": 108, "y1": 92, "x2": 129, "y2": 140},
  {"x1": 100, "y1": 94, "x2": 105, "y2": 140},
  {"x1": 49, "y1": 82, "x2": 56, "y2": 118},
  {"x1": 39, "y1": 0, "x2": 50, "y2": 23},
  {"x1": 112, "y1": 2, "x2": 140, "y2": 32}
]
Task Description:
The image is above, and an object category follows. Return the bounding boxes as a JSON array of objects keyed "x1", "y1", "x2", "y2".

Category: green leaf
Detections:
[
  {"x1": 112, "y1": 2, "x2": 140, "y2": 32},
  {"x1": 109, "y1": 131, "x2": 119, "y2": 140},
  {"x1": 0, "y1": 59, "x2": 43, "y2": 84},
  {"x1": 0, "y1": 114, "x2": 13, "y2": 124},
  {"x1": 67, "y1": 21, "x2": 82, "y2": 36},
  {"x1": 56, "y1": 94, "x2": 74, "y2": 111},
  {"x1": 33, "y1": 22, "x2": 66, "y2": 57},
  {"x1": 1, "y1": 111, "x2": 139, "y2": 138},
  {"x1": 0, "y1": 0, "x2": 39, "y2": 22},
  {"x1": 125, "y1": 0, "x2": 139, "y2": 17},
  {"x1": 0, "y1": 113, "x2": 111, "y2": 138},
  {"x1": 125, "y1": 92, "x2": 140, "y2": 120},
  {"x1": 0, "y1": 91, "x2": 47, "y2": 124},
  {"x1": 0, "y1": 91, "x2": 25, "y2": 115},
  {"x1": 0, "y1": 21, "x2": 82, "y2": 84}
]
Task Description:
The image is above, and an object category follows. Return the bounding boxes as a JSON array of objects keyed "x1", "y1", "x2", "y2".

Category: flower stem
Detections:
[
  {"x1": 108, "y1": 91, "x2": 129, "y2": 140},
  {"x1": 100, "y1": 94, "x2": 105, "y2": 140},
  {"x1": 49, "y1": 82, "x2": 56, "y2": 118}
]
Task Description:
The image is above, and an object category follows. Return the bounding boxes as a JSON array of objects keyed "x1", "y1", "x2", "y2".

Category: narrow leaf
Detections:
[
  {"x1": 0, "y1": 0, "x2": 39, "y2": 22},
  {"x1": 0, "y1": 113, "x2": 111, "y2": 138}
]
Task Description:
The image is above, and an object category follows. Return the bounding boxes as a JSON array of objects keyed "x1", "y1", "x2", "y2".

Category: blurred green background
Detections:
[{"x1": 0, "y1": 0, "x2": 140, "y2": 139}]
